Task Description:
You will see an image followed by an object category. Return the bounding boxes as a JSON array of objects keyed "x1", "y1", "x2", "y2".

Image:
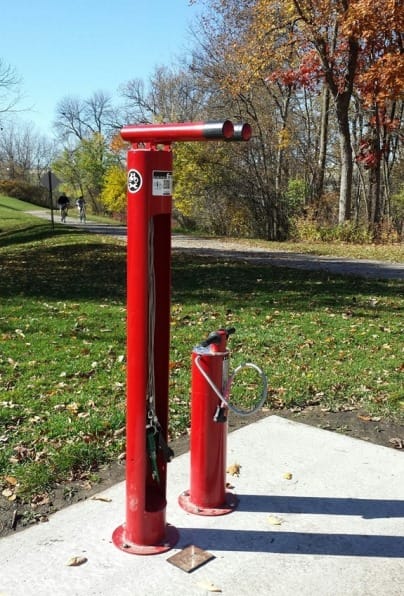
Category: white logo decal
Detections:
[{"x1": 128, "y1": 169, "x2": 142, "y2": 193}]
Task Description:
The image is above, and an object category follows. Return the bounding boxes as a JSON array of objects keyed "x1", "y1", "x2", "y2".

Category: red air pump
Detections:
[
  {"x1": 179, "y1": 327, "x2": 268, "y2": 516},
  {"x1": 179, "y1": 328, "x2": 237, "y2": 515}
]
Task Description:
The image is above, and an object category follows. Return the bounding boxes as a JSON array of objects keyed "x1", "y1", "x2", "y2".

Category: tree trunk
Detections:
[
  {"x1": 369, "y1": 166, "x2": 382, "y2": 237},
  {"x1": 274, "y1": 90, "x2": 291, "y2": 197},
  {"x1": 372, "y1": 111, "x2": 383, "y2": 238},
  {"x1": 335, "y1": 93, "x2": 353, "y2": 223},
  {"x1": 320, "y1": 27, "x2": 358, "y2": 224},
  {"x1": 313, "y1": 85, "x2": 330, "y2": 202}
]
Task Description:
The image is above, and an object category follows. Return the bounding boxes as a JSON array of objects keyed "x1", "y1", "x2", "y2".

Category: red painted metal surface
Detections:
[
  {"x1": 112, "y1": 146, "x2": 178, "y2": 554},
  {"x1": 121, "y1": 120, "x2": 234, "y2": 144},
  {"x1": 179, "y1": 330, "x2": 238, "y2": 515}
]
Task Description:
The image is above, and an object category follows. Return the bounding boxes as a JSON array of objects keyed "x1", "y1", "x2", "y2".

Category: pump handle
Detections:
[
  {"x1": 200, "y1": 332, "x2": 221, "y2": 348},
  {"x1": 199, "y1": 327, "x2": 236, "y2": 348}
]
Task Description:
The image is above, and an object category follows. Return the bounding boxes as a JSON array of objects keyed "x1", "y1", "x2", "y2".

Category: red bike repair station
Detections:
[{"x1": 112, "y1": 120, "x2": 268, "y2": 556}]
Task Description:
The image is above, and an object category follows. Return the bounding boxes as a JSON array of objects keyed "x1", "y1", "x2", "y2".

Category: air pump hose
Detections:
[{"x1": 194, "y1": 356, "x2": 268, "y2": 417}]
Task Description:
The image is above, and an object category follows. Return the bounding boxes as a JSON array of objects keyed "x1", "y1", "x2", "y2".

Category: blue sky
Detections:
[{"x1": 1, "y1": 1, "x2": 200, "y2": 136}]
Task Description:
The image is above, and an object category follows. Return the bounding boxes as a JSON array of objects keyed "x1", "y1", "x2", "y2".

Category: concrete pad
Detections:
[{"x1": 1, "y1": 416, "x2": 403, "y2": 595}]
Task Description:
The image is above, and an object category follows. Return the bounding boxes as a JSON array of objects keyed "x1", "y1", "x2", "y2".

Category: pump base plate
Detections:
[
  {"x1": 178, "y1": 490, "x2": 238, "y2": 516},
  {"x1": 112, "y1": 523, "x2": 179, "y2": 555}
]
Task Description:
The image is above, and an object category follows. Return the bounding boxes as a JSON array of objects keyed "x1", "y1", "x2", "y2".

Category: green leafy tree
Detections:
[
  {"x1": 101, "y1": 165, "x2": 127, "y2": 215},
  {"x1": 174, "y1": 141, "x2": 254, "y2": 236},
  {"x1": 53, "y1": 133, "x2": 114, "y2": 213}
]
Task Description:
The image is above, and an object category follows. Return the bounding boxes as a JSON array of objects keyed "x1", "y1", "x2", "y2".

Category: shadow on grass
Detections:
[
  {"x1": 0, "y1": 238, "x2": 402, "y2": 309},
  {"x1": 0, "y1": 239, "x2": 127, "y2": 300},
  {"x1": 172, "y1": 254, "x2": 403, "y2": 315},
  {"x1": 0, "y1": 223, "x2": 83, "y2": 249}
]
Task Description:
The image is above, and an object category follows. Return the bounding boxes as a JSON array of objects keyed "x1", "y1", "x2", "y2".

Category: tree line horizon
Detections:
[{"x1": 0, "y1": 0, "x2": 403, "y2": 242}]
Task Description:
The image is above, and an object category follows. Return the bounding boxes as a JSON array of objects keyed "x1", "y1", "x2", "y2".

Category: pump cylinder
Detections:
[
  {"x1": 189, "y1": 348, "x2": 227, "y2": 508},
  {"x1": 179, "y1": 330, "x2": 238, "y2": 515}
]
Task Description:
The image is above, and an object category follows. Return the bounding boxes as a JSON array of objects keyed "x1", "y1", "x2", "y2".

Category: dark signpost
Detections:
[{"x1": 40, "y1": 170, "x2": 60, "y2": 230}]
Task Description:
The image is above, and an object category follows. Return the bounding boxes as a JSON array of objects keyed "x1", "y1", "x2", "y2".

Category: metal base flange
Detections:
[
  {"x1": 178, "y1": 490, "x2": 238, "y2": 516},
  {"x1": 112, "y1": 523, "x2": 179, "y2": 555}
]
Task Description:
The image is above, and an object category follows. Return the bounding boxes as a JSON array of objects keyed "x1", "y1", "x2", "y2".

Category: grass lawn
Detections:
[{"x1": 1, "y1": 195, "x2": 403, "y2": 504}]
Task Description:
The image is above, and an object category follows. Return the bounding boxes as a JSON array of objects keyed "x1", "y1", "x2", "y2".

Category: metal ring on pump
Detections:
[{"x1": 194, "y1": 355, "x2": 268, "y2": 417}]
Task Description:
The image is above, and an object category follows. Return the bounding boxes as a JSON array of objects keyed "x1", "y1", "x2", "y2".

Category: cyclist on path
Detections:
[
  {"x1": 76, "y1": 196, "x2": 86, "y2": 222},
  {"x1": 57, "y1": 193, "x2": 70, "y2": 222}
]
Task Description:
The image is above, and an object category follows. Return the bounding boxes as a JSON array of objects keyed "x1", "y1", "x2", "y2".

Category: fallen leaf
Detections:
[
  {"x1": 267, "y1": 515, "x2": 283, "y2": 526},
  {"x1": 283, "y1": 472, "x2": 293, "y2": 480},
  {"x1": 66, "y1": 556, "x2": 88, "y2": 567},
  {"x1": 113, "y1": 427, "x2": 125, "y2": 437},
  {"x1": 196, "y1": 580, "x2": 222, "y2": 593},
  {"x1": 389, "y1": 437, "x2": 404, "y2": 449},
  {"x1": 5, "y1": 476, "x2": 18, "y2": 486},
  {"x1": 226, "y1": 463, "x2": 241, "y2": 476},
  {"x1": 358, "y1": 414, "x2": 381, "y2": 422},
  {"x1": 66, "y1": 402, "x2": 79, "y2": 414},
  {"x1": 31, "y1": 493, "x2": 50, "y2": 508},
  {"x1": 2, "y1": 488, "x2": 13, "y2": 498}
]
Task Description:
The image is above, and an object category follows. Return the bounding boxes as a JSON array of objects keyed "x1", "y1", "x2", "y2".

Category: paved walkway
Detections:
[
  {"x1": 26, "y1": 210, "x2": 404, "y2": 280},
  {"x1": 171, "y1": 235, "x2": 404, "y2": 280},
  {"x1": 1, "y1": 416, "x2": 403, "y2": 596}
]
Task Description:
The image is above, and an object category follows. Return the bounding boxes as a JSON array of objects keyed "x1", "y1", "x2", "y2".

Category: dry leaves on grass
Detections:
[{"x1": 1, "y1": 476, "x2": 19, "y2": 502}]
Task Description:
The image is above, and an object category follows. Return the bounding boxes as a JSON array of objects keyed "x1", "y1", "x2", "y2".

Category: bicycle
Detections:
[
  {"x1": 78, "y1": 204, "x2": 86, "y2": 223},
  {"x1": 60, "y1": 204, "x2": 68, "y2": 223},
  {"x1": 76, "y1": 197, "x2": 86, "y2": 223}
]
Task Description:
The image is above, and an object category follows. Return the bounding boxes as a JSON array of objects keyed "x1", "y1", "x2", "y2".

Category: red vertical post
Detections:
[
  {"x1": 113, "y1": 120, "x2": 251, "y2": 551},
  {"x1": 179, "y1": 330, "x2": 238, "y2": 515},
  {"x1": 112, "y1": 145, "x2": 179, "y2": 554}
]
